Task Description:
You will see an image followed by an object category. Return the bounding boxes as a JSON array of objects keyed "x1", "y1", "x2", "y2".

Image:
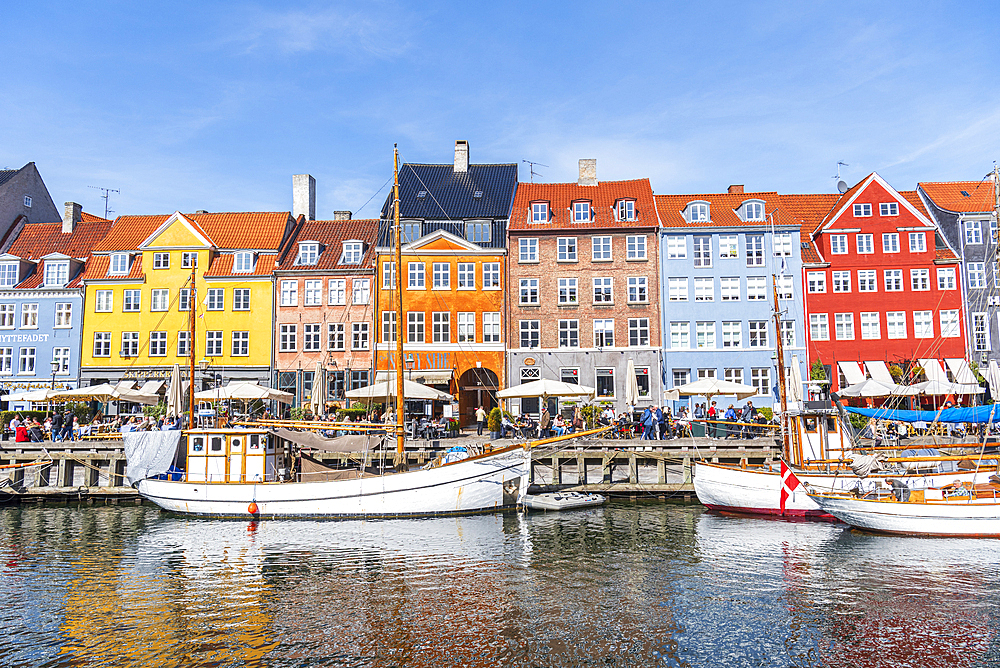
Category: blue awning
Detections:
[{"x1": 845, "y1": 405, "x2": 1000, "y2": 424}]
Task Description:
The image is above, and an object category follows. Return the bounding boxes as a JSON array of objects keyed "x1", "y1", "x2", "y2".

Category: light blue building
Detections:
[
  {"x1": 0, "y1": 204, "x2": 111, "y2": 410},
  {"x1": 655, "y1": 189, "x2": 807, "y2": 409}
]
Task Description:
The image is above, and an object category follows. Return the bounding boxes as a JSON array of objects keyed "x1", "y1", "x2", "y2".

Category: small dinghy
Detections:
[{"x1": 522, "y1": 491, "x2": 607, "y2": 512}]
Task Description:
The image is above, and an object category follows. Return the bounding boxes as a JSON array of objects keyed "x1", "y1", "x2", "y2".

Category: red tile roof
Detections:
[
  {"x1": 13, "y1": 272, "x2": 44, "y2": 290},
  {"x1": 204, "y1": 253, "x2": 278, "y2": 277},
  {"x1": 77, "y1": 254, "x2": 145, "y2": 281},
  {"x1": 81, "y1": 212, "x2": 110, "y2": 223},
  {"x1": 655, "y1": 191, "x2": 782, "y2": 228},
  {"x1": 93, "y1": 212, "x2": 293, "y2": 252},
  {"x1": 800, "y1": 240, "x2": 823, "y2": 264},
  {"x1": 899, "y1": 190, "x2": 931, "y2": 219},
  {"x1": 6, "y1": 219, "x2": 114, "y2": 261},
  {"x1": 775, "y1": 194, "x2": 842, "y2": 236},
  {"x1": 275, "y1": 219, "x2": 379, "y2": 270},
  {"x1": 509, "y1": 179, "x2": 657, "y2": 231},
  {"x1": 935, "y1": 247, "x2": 960, "y2": 262},
  {"x1": 919, "y1": 180, "x2": 997, "y2": 213}
]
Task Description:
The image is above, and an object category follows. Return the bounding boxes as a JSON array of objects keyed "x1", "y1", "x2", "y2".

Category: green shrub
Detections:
[
  {"x1": 336, "y1": 407, "x2": 370, "y2": 421},
  {"x1": 487, "y1": 407, "x2": 502, "y2": 432},
  {"x1": 849, "y1": 412, "x2": 869, "y2": 431},
  {"x1": 580, "y1": 404, "x2": 599, "y2": 429},
  {"x1": 143, "y1": 401, "x2": 167, "y2": 419}
]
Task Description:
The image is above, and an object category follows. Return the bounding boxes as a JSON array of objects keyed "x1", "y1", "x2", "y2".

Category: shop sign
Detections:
[
  {"x1": 123, "y1": 369, "x2": 174, "y2": 380},
  {"x1": 524, "y1": 358, "x2": 536, "y2": 366}
]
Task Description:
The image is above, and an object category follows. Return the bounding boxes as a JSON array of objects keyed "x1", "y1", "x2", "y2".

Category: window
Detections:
[
  {"x1": 883, "y1": 233, "x2": 899, "y2": 253},
  {"x1": 303, "y1": 324, "x2": 321, "y2": 351},
  {"x1": 558, "y1": 278, "x2": 578, "y2": 304},
  {"x1": 18, "y1": 347, "x2": 35, "y2": 374},
  {"x1": 93, "y1": 333, "x2": 111, "y2": 357},
  {"x1": 572, "y1": 201, "x2": 590, "y2": 222},
  {"x1": 724, "y1": 368, "x2": 743, "y2": 385},
  {"x1": 149, "y1": 332, "x2": 167, "y2": 356},
  {"x1": 810, "y1": 314, "x2": 829, "y2": 341},
  {"x1": 408, "y1": 262, "x2": 425, "y2": 289},
  {"x1": 0, "y1": 348, "x2": 12, "y2": 373},
  {"x1": 455, "y1": 263, "x2": 475, "y2": 290},
  {"x1": 672, "y1": 369, "x2": 691, "y2": 387},
  {"x1": 973, "y1": 313, "x2": 990, "y2": 351},
  {"x1": 520, "y1": 320, "x2": 539, "y2": 348},
  {"x1": 110, "y1": 253, "x2": 129, "y2": 274},
  {"x1": 44, "y1": 261, "x2": 69, "y2": 286},
  {"x1": 558, "y1": 320, "x2": 579, "y2": 347},
  {"x1": 968, "y1": 263, "x2": 986, "y2": 289},
  {"x1": 747, "y1": 276, "x2": 766, "y2": 300},
  {"x1": 54, "y1": 303, "x2": 72, "y2": 328},
  {"x1": 719, "y1": 235, "x2": 738, "y2": 259},
  {"x1": 628, "y1": 276, "x2": 648, "y2": 303},
  {"x1": 693, "y1": 236, "x2": 712, "y2": 267},
  {"x1": 182, "y1": 252, "x2": 198, "y2": 268},
  {"x1": 773, "y1": 233, "x2": 792, "y2": 257},
  {"x1": 780, "y1": 320, "x2": 796, "y2": 347},
  {"x1": 20, "y1": 303, "x2": 37, "y2": 328},
  {"x1": 748, "y1": 321, "x2": 768, "y2": 347},
  {"x1": 834, "y1": 313, "x2": 854, "y2": 340},
  {"x1": 940, "y1": 310, "x2": 960, "y2": 338},
  {"x1": 856, "y1": 234, "x2": 874, "y2": 254},
  {"x1": 596, "y1": 368, "x2": 615, "y2": 397},
  {"x1": 635, "y1": 366, "x2": 650, "y2": 397},
  {"x1": 401, "y1": 223, "x2": 421, "y2": 244},
  {"x1": 910, "y1": 268, "x2": 930, "y2": 291},
  {"x1": 233, "y1": 288, "x2": 250, "y2": 310},
  {"x1": 328, "y1": 323, "x2": 345, "y2": 350},
  {"x1": 232, "y1": 331, "x2": 249, "y2": 356},
  {"x1": 751, "y1": 368, "x2": 770, "y2": 396},
  {"x1": 884, "y1": 270, "x2": 903, "y2": 291},
  {"x1": 457, "y1": 312, "x2": 476, "y2": 343},
  {"x1": 352, "y1": 323, "x2": 369, "y2": 350},
  {"x1": 938, "y1": 267, "x2": 956, "y2": 290},
  {"x1": 466, "y1": 222, "x2": 491, "y2": 243},
  {"x1": 560, "y1": 367, "x2": 579, "y2": 385},
  {"x1": 483, "y1": 263, "x2": 500, "y2": 289},
  {"x1": 296, "y1": 243, "x2": 319, "y2": 265},
  {"x1": 696, "y1": 321, "x2": 716, "y2": 348},
  {"x1": 745, "y1": 234, "x2": 764, "y2": 266},
  {"x1": 594, "y1": 318, "x2": 614, "y2": 347},
  {"x1": 381, "y1": 312, "x2": 396, "y2": 344},
  {"x1": 913, "y1": 310, "x2": 933, "y2": 339},
  {"x1": 777, "y1": 276, "x2": 793, "y2": 300},
  {"x1": 666, "y1": 236, "x2": 686, "y2": 259},
  {"x1": 616, "y1": 200, "x2": 635, "y2": 221},
  {"x1": 966, "y1": 219, "x2": 984, "y2": 245},
  {"x1": 382, "y1": 262, "x2": 396, "y2": 289},
  {"x1": 909, "y1": 232, "x2": 926, "y2": 253},
  {"x1": 120, "y1": 332, "x2": 139, "y2": 357},
  {"x1": 832, "y1": 271, "x2": 851, "y2": 293},
  {"x1": 858, "y1": 270, "x2": 877, "y2": 292},
  {"x1": 830, "y1": 235, "x2": 848, "y2": 254},
  {"x1": 716, "y1": 321, "x2": 740, "y2": 348},
  {"x1": 227, "y1": 251, "x2": 252, "y2": 273},
  {"x1": 280, "y1": 280, "x2": 298, "y2": 306},
  {"x1": 407, "y1": 312, "x2": 425, "y2": 343},
  {"x1": 693, "y1": 277, "x2": 713, "y2": 302},
  {"x1": 341, "y1": 241, "x2": 363, "y2": 265},
  {"x1": 668, "y1": 277, "x2": 688, "y2": 301},
  {"x1": 0, "y1": 264, "x2": 18, "y2": 286},
  {"x1": 206, "y1": 288, "x2": 223, "y2": 310},
  {"x1": 689, "y1": 203, "x2": 709, "y2": 222},
  {"x1": 177, "y1": 331, "x2": 190, "y2": 357},
  {"x1": 205, "y1": 331, "x2": 224, "y2": 357},
  {"x1": 629, "y1": 318, "x2": 649, "y2": 346},
  {"x1": 592, "y1": 236, "x2": 612, "y2": 261},
  {"x1": 720, "y1": 277, "x2": 740, "y2": 301},
  {"x1": 860, "y1": 312, "x2": 880, "y2": 339},
  {"x1": 152, "y1": 252, "x2": 170, "y2": 269},
  {"x1": 854, "y1": 203, "x2": 872, "y2": 217},
  {"x1": 626, "y1": 236, "x2": 646, "y2": 260},
  {"x1": 745, "y1": 201, "x2": 765, "y2": 221},
  {"x1": 279, "y1": 324, "x2": 297, "y2": 351},
  {"x1": 880, "y1": 202, "x2": 898, "y2": 216},
  {"x1": 519, "y1": 279, "x2": 539, "y2": 305},
  {"x1": 531, "y1": 202, "x2": 549, "y2": 222},
  {"x1": 178, "y1": 288, "x2": 191, "y2": 311},
  {"x1": 886, "y1": 312, "x2": 907, "y2": 339},
  {"x1": 593, "y1": 277, "x2": 613, "y2": 303},
  {"x1": 432, "y1": 312, "x2": 450, "y2": 343},
  {"x1": 432, "y1": 263, "x2": 450, "y2": 289},
  {"x1": 0, "y1": 304, "x2": 13, "y2": 328},
  {"x1": 23, "y1": 195, "x2": 31, "y2": 208},
  {"x1": 557, "y1": 237, "x2": 577, "y2": 261},
  {"x1": 347, "y1": 279, "x2": 368, "y2": 305},
  {"x1": 519, "y1": 238, "x2": 538, "y2": 262},
  {"x1": 670, "y1": 322, "x2": 690, "y2": 349},
  {"x1": 483, "y1": 312, "x2": 500, "y2": 343}
]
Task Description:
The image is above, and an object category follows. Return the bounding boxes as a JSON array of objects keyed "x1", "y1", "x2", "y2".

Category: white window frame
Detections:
[
  {"x1": 913, "y1": 310, "x2": 934, "y2": 339},
  {"x1": 856, "y1": 234, "x2": 874, "y2": 254},
  {"x1": 853, "y1": 203, "x2": 872, "y2": 217},
  {"x1": 626, "y1": 235, "x2": 647, "y2": 260},
  {"x1": 233, "y1": 288, "x2": 251, "y2": 310},
  {"x1": 280, "y1": 280, "x2": 298, "y2": 306},
  {"x1": 666, "y1": 236, "x2": 687, "y2": 259},
  {"x1": 519, "y1": 238, "x2": 538, "y2": 263},
  {"x1": 152, "y1": 252, "x2": 170, "y2": 270},
  {"x1": 592, "y1": 236, "x2": 612, "y2": 261},
  {"x1": 809, "y1": 314, "x2": 829, "y2": 341},
  {"x1": 909, "y1": 232, "x2": 926, "y2": 253},
  {"x1": 593, "y1": 277, "x2": 613, "y2": 304},
  {"x1": 54, "y1": 303, "x2": 72, "y2": 328},
  {"x1": 830, "y1": 235, "x2": 848, "y2": 255},
  {"x1": 860, "y1": 312, "x2": 881, "y2": 340},
  {"x1": 206, "y1": 288, "x2": 224, "y2": 311},
  {"x1": 883, "y1": 233, "x2": 900, "y2": 253},
  {"x1": 557, "y1": 237, "x2": 578, "y2": 262},
  {"x1": 886, "y1": 311, "x2": 907, "y2": 339},
  {"x1": 746, "y1": 276, "x2": 766, "y2": 301},
  {"x1": 628, "y1": 276, "x2": 648, "y2": 303}
]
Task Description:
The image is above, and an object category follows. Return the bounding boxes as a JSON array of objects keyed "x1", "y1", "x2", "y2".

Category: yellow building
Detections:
[{"x1": 80, "y1": 211, "x2": 295, "y2": 390}]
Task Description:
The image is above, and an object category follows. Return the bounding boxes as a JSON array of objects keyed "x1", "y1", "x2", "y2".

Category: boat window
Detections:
[
  {"x1": 803, "y1": 417, "x2": 818, "y2": 432},
  {"x1": 249, "y1": 434, "x2": 261, "y2": 451},
  {"x1": 191, "y1": 436, "x2": 204, "y2": 452},
  {"x1": 826, "y1": 417, "x2": 838, "y2": 433},
  {"x1": 210, "y1": 437, "x2": 223, "y2": 452},
  {"x1": 231, "y1": 437, "x2": 242, "y2": 452}
]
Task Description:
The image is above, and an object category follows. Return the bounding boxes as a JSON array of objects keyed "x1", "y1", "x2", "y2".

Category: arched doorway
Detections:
[{"x1": 458, "y1": 368, "x2": 499, "y2": 427}]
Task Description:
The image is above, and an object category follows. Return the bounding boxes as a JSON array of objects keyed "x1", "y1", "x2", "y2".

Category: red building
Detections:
[{"x1": 784, "y1": 172, "x2": 965, "y2": 391}]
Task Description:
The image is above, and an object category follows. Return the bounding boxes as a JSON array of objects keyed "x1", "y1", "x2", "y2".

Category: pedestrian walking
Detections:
[{"x1": 475, "y1": 405, "x2": 487, "y2": 436}]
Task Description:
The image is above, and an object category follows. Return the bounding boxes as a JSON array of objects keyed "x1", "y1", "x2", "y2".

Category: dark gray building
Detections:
[{"x1": 0, "y1": 163, "x2": 61, "y2": 246}]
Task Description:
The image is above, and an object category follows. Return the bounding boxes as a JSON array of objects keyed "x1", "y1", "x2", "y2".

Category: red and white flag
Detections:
[{"x1": 779, "y1": 460, "x2": 801, "y2": 515}]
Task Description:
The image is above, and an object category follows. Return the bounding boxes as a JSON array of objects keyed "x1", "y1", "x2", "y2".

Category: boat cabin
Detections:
[
  {"x1": 185, "y1": 428, "x2": 280, "y2": 483},
  {"x1": 789, "y1": 401, "x2": 852, "y2": 465}
]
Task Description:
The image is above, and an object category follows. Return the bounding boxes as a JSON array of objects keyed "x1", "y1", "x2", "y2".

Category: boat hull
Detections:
[
  {"x1": 138, "y1": 447, "x2": 529, "y2": 519},
  {"x1": 808, "y1": 493, "x2": 1000, "y2": 537}
]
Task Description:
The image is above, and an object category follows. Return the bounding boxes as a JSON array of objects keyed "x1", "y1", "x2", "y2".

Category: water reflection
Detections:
[{"x1": 1, "y1": 503, "x2": 999, "y2": 667}]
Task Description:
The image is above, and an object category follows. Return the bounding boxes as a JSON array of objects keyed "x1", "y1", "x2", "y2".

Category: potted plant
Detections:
[{"x1": 487, "y1": 407, "x2": 502, "y2": 439}]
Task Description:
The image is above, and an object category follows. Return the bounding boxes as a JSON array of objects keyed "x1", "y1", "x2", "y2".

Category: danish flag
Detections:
[{"x1": 779, "y1": 460, "x2": 801, "y2": 515}]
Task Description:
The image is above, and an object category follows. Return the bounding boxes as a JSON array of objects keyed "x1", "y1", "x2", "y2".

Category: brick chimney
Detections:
[
  {"x1": 727, "y1": 184, "x2": 744, "y2": 194},
  {"x1": 578, "y1": 159, "x2": 597, "y2": 186},
  {"x1": 454, "y1": 140, "x2": 469, "y2": 173},
  {"x1": 63, "y1": 202, "x2": 82, "y2": 234},
  {"x1": 293, "y1": 174, "x2": 316, "y2": 221},
  {"x1": 333, "y1": 211, "x2": 352, "y2": 221}
]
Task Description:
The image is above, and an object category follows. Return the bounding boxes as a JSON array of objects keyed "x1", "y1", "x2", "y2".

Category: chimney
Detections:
[
  {"x1": 293, "y1": 174, "x2": 316, "y2": 221},
  {"x1": 454, "y1": 140, "x2": 469, "y2": 173},
  {"x1": 333, "y1": 211, "x2": 352, "y2": 221},
  {"x1": 62, "y1": 202, "x2": 82, "y2": 234},
  {"x1": 727, "y1": 184, "x2": 744, "y2": 194},
  {"x1": 578, "y1": 159, "x2": 597, "y2": 186}
]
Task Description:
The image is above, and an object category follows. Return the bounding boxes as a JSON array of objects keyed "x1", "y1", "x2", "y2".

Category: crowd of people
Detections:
[{"x1": 6, "y1": 411, "x2": 184, "y2": 442}]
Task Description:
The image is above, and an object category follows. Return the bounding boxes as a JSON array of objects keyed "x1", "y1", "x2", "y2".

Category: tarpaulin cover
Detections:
[
  {"x1": 270, "y1": 428, "x2": 382, "y2": 453},
  {"x1": 845, "y1": 405, "x2": 1000, "y2": 424},
  {"x1": 123, "y1": 431, "x2": 183, "y2": 485}
]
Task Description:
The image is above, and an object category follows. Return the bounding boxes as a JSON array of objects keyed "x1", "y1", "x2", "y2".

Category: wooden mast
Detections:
[
  {"x1": 393, "y1": 146, "x2": 406, "y2": 457},
  {"x1": 188, "y1": 264, "x2": 196, "y2": 428},
  {"x1": 772, "y1": 276, "x2": 791, "y2": 461}
]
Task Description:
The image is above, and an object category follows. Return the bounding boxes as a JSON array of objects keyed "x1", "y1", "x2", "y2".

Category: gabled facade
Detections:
[
  {"x1": 0, "y1": 162, "x2": 61, "y2": 246},
  {"x1": 507, "y1": 160, "x2": 661, "y2": 415},
  {"x1": 656, "y1": 186, "x2": 807, "y2": 407},
  {"x1": 789, "y1": 173, "x2": 965, "y2": 390},
  {"x1": 376, "y1": 141, "x2": 516, "y2": 425},
  {"x1": 273, "y1": 215, "x2": 379, "y2": 408},
  {"x1": 918, "y1": 176, "x2": 1000, "y2": 365},
  {"x1": 0, "y1": 203, "x2": 111, "y2": 402}
]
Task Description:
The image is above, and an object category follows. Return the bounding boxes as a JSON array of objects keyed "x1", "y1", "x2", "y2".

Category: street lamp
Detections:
[
  {"x1": 404, "y1": 353, "x2": 415, "y2": 380},
  {"x1": 49, "y1": 359, "x2": 59, "y2": 417}
]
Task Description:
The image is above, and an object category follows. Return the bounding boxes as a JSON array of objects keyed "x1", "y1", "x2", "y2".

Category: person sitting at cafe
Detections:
[
  {"x1": 15, "y1": 420, "x2": 29, "y2": 442},
  {"x1": 29, "y1": 419, "x2": 45, "y2": 442},
  {"x1": 553, "y1": 414, "x2": 566, "y2": 437},
  {"x1": 501, "y1": 414, "x2": 516, "y2": 438}
]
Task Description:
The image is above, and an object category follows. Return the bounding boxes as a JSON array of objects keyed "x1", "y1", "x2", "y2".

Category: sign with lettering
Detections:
[
  {"x1": 122, "y1": 369, "x2": 176, "y2": 380},
  {"x1": 0, "y1": 333, "x2": 50, "y2": 343}
]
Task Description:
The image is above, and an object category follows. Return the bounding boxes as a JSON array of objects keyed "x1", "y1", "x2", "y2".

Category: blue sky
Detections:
[{"x1": 2, "y1": 1, "x2": 998, "y2": 219}]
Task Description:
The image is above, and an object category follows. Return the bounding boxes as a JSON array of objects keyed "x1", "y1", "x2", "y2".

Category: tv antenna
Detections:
[
  {"x1": 832, "y1": 161, "x2": 849, "y2": 193},
  {"x1": 88, "y1": 185, "x2": 119, "y2": 219},
  {"x1": 522, "y1": 159, "x2": 548, "y2": 183}
]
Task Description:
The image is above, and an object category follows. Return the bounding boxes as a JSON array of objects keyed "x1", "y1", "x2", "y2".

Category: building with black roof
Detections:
[{"x1": 0, "y1": 162, "x2": 61, "y2": 248}]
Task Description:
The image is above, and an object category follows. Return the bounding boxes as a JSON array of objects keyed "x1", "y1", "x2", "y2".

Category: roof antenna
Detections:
[
  {"x1": 832, "y1": 162, "x2": 849, "y2": 194},
  {"x1": 88, "y1": 185, "x2": 119, "y2": 219},
  {"x1": 522, "y1": 159, "x2": 548, "y2": 183}
]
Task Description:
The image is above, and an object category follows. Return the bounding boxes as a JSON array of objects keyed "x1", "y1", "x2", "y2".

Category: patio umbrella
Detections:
[
  {"x1": 913, "y1": 380, "x2": 984, "y2": 396},
  {"x1": 344, "y1": 379, "x2": 453, "y2": 401},
  {"x1": 673, "y1": 377, "x2": 757, "y2": 401},
  {"x1": 496, "y1": 378, "x2": 596, "y2": 400},
  {"x1": 988, "y1": 360, "x2": 1000, "y2": 399},
  {"x1": 624, "y1": 359, "x2": 640, "y2": 407},
  {"x1": 838, "y1": 378, "x2": 919, "y2": 397},
  {"x1": 194, "y1": 382, "x2": 294, "y2": 403},
  {"x1": 2, "y1": 388, "x2": 55, "y2": 402},
  {"x1": 49, "y1": 383, "x2": 122, "y2": 402},
  {"x1": 165, "y1": 364, "x2": 184, "y2": 418},
  {"x1": 310, "y1": 361, "x2": 326, "y2": 416}
]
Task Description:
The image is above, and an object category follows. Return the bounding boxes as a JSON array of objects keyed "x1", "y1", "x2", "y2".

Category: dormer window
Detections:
[
  {"x1": 341, "y1": 241, "x2": 364, "y2": 265},
  {"x1": 466, "y1": 222, "x2": 491, "y2": 243},
  {"x1": 573, "y1": 201, "x2": 591, "y2": 222},
  {"x1": 233, "y1": 252, "x2": 254, "y2": 273},
  {"x1": 616, "y1": 200, "x2": 636, "y2": 221},
  {"x1": 0, "y1": 263, "x2": 18, "y2": 287},
  {"x1": 23, "y1": 196, "x2": 32, "y2": 208},
  {"x1": 473, "y1": 190, "x2": 483, "y2": 199},
  {"x1": 43, "y1": 261, "x2": 69, "y2": 287},
  {"x1": 296, "y1": 243, "x2": 319, "y2": 265},
  {"x1": 109, "y1": 253, "x2": 129, "y2": 275},
  {"x1": 744, "y1": 201, "x2": 765, "y2": 221},
  {"x1": 531, "y1": 202, "x2": 549, "y2": 223},
  {"x1": 688, "y1": 202, "x2": 709, "y2": 222},
  {"x1": 417, "y1": 191, "x2": 427, "y2": 199},
  {"x1": 401, "y1": 222, "x2": 421, "y2": 243}
]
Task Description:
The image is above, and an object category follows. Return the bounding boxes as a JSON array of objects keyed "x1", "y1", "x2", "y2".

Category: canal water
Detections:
[{"x1": 2, "y1": 502, "x2": 999, "y2": 668}]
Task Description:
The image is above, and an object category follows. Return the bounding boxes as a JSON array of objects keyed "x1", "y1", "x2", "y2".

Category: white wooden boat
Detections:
[{"x1": 521, "y1": 491, "x2": 606, "y2": 512}]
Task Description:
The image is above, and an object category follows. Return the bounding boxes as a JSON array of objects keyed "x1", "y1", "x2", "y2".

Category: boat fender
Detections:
[{"x1": 248, "y1": 501, "x2": 259, "y2": 515}]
